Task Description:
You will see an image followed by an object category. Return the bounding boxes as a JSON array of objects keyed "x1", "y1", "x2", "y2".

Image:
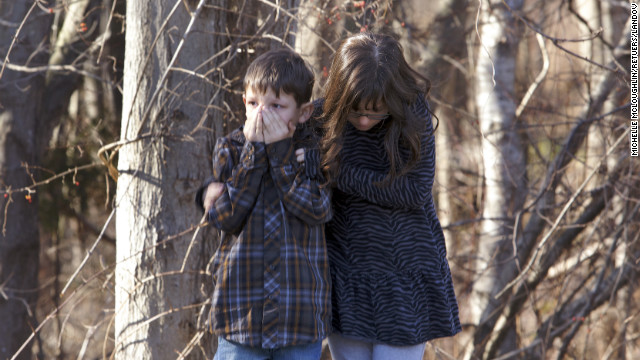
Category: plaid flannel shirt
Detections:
[{"x1": 203, "y1": 124, "x2": 332, "y2": 349}]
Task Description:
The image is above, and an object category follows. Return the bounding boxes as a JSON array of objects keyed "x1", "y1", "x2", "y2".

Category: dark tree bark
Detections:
[{"x1": 0, "y1": 2, "x2": 53, "y2": 359}]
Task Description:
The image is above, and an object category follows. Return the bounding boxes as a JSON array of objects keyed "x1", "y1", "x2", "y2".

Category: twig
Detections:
[
  {"x1": 56, "y1": 291, "x2": 92, "y2": 351},
  {"x1": 76, "y1": 323, "x2": 99, "y2": 360},
  {"x1": 103, "y1": 311, "x2": 116, "y2": 360},
  {"x1": 0, "y1": 61, "x2": 122, "y2": 92},
  {"x1": 68, "y1": 207, "x2": 116, "y2": 244},
  {"x1": 501, "y1": 0, "x2": 621, "y2": 74},
  {"x1": 96, "y1": 0, "x2": 119, "y2": 64},
  {"x1": 134, "y1": 0, "x2": 208, "y2": 138},
  {"x1": 11, "y1": 286, "x2": 75, "y2": 360},
  {"x1": 175, "y1": 331, "x2": 205, "y2": 359},
  {"x1": 10, "y1": 219, "x2": 206, "y2": 360},
  {"x1": 257, "y1": 0, "x2": 335, "y2": 51},
  {"x1": 0, "y1": 1, "x2": 38, "y2": 81},
  {"x1": 110, "y1": 302, "x2": 207, "y2": 360},
  {"x1": 550, "y1": 39, "x2": 620, "y2": 73},
  {"x1": 0, "y1": 18, "x2": 20, "y2": 27},
  {"x1": 180, "y1": 213, "x2": 209, "y2": 272},
  {"x1": 0, "y1": 163, "x2": 101, "y2": 195},
  {"x1": 496, "y1": 127, "x2": 630, "y2": 298},
  {"x1": 60, "y1": 208, "x2": 116, "y2": 296},
  {"x1": 556, "y1": 225, "x2": 621, "y2": 359},
  {"x1": 96, "y1": 134, "x2": 155, "y2": 181},
  {"x1": 516, "y1": 33, "x2": 549, "y2": 117},
  {"x1": 2, "y1": 188, "x2": 13, "y2": 236}
]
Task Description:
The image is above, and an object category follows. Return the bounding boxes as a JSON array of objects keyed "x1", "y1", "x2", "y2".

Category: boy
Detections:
[{"x1": 195, "y1": 48, "x2": 332, "y2": 360}]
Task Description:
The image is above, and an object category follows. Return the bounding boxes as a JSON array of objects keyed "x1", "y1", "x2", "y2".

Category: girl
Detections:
[{"x1": 318, "y1": 32, "x2": 461, "y2": 360}]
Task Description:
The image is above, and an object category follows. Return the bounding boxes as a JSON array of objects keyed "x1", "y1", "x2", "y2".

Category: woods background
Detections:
[{"x1": 0, "y1": 0, "x2": 637, "y2": 359}]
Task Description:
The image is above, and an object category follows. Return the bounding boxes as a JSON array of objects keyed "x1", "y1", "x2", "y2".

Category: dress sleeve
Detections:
[
  {"x1": 206, "y1": 136, "x2": 267, "y2": 234},
  {"x1": 337, "y1": 99, "x2": 436, "y2": 209},
  {"x1": 267, "y1": 138, "x2": 332, "y2": 225}
]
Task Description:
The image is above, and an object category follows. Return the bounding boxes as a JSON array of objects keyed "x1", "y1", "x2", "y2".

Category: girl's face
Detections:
[{"x1": 347, "y1": 100, "x2": 390, "y2": 131}]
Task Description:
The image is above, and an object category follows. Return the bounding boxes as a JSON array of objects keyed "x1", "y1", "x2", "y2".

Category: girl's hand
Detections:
[
  {"x1": 262, "y1": 107, "x2": 295, "y2": 144},
  {"x1": 204, "y1": 182, "x2": 224, "y2": 212},
  {"x1": 295, "y1": 148, "x2": 305, "y2": 163},
  {"x1": 243, "y1": 105, "x2": 264, "y2": 142}
]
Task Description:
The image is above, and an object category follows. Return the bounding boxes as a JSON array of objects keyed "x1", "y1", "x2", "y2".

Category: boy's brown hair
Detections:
[{"x1": 243, "y1": 48, "x2": 314, "y2": 107}]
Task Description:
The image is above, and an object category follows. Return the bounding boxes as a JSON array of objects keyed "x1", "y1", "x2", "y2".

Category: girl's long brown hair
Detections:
[{"x1": 320, "y1": 32, "x2": 433, "y2": 185}]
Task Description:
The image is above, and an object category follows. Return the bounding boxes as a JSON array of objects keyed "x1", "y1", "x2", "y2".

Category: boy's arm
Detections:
[
  {"x1": 267, "y1": 138, "x2": 332, "y2": 225},
  {"x1": 206, "y1": 136, "x2": 267, "y2": 234}
]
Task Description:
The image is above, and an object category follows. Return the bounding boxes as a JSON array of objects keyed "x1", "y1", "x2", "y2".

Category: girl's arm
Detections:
[
  {"x1": 337, "y1": 100, "x2": 436, "y2": 209},
  {"x1": 268, "y1": 139, "x2": 332, "y2": 225},
  {"x1": 337, "y1": 135, "x2": 434, "y2": 209},
  {"x1": 206, "y1": 136, "x2": 267, "y2": 234}
]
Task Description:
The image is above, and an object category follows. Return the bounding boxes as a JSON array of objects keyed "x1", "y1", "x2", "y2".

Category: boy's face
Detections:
[{"x1": 243, "y1": 86, "x2": 311, "y2": 130}]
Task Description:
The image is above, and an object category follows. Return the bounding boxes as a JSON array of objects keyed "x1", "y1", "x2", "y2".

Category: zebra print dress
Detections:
[{"x1": 326, "y1": 98, "x2": 461, "y2": 346}]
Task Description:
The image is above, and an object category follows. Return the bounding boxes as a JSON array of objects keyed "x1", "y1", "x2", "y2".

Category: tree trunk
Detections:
[
  {"x1": 295, "y1": 0, "x2": 339, "y2": 96},
  {"x1": 114, "y1": 1, "x2": 224, "y2": 358},
  {"x1": 465, "y1": 1, "x2": 526, "y2": 359},
  {"x1": 578, "y1": 3, "x2": 630, "y2": 358},
  {"x1": 0, "y1": 2, "x2": 53, "y2": 359},
  {"x1": 400, "y1": 0, "x2": 469, "y2": 248},
  {"x1": 579, "y1": 0, "x2": 608, "y2": 185},
  {"x1": 478, "y1": 22, "x2": 633, "y2": 359}
]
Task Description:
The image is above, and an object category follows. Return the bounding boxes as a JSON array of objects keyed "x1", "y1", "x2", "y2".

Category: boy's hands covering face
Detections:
[
  {"x1": 243, "y1": 104, "x2": 265, "y2": 143},
  {"x1": 242, "y1": 105, "x2": 297, "y2": 144},
  {"x1": 262, "y1": 107, "x2": 296, "y2": 144},
  {"x1": 243, "y1": 87, "x2": 310, "y2": 145}
]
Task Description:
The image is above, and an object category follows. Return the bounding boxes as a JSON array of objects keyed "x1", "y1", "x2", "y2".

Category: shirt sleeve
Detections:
[
  {"x1": 266, "y1": 138, "x2": 332, "y2": 225},
  {"x1": 337, "y1": 101, "x2": 436, "y2": 209},
  {"x1": 207, "y1": 136, "x2": 267, "y2": 234}
]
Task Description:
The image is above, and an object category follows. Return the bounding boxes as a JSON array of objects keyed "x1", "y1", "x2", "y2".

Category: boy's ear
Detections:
[
  {"x1": 297, "y1": 102, "x2": 314, "y2": 124},
  {"x1": 242, "y1": 94, "x2": 246, "y2": 105}
]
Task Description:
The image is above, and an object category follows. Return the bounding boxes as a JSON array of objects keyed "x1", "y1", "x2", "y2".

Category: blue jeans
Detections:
[
  {"x1": 213, "y1": 336, "x2": 322, "y2": 360},
  {"x1": 328, "y1": 333, "x2": 426, "y2": 360}
]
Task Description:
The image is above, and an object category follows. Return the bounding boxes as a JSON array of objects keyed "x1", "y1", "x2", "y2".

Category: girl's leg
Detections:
[
  {"x1": 327, "y1": 333, "x2": 373, "y2": 360},
  {"x1": 372, "y1": 342, "x2": 426, "y2": 360}
]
